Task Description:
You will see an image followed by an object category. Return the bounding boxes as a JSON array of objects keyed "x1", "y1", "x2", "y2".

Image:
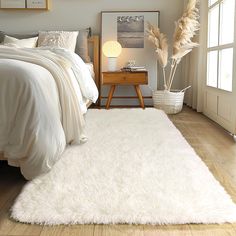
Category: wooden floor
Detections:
[{"x1": 1, "y1": 106, "x2": 236, "y2": 236}]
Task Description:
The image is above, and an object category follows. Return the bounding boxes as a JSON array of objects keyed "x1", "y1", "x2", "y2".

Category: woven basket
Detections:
[{"x1": 152, "y1": 90, "x2": 185, "y2": 114}]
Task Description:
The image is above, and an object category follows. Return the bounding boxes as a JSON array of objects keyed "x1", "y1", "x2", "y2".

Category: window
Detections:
[{"x1": 207, "y1": 0, "x2": 235, "y2": 92}]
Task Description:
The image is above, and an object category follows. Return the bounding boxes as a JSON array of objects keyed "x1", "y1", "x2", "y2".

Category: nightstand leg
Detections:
[
  {"x1": 134, "y1": 85, "x2": 145, "y2": 109},
  {"x1": 106, "y1": 85, "x2": 116, "y2": 109}
]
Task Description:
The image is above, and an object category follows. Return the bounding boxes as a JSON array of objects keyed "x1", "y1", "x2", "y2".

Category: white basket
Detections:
[{"x1": 152, "y1": 90, "x2": 185, "y2": 114}]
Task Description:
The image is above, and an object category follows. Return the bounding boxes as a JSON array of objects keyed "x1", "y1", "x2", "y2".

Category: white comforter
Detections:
[{"x1": 0, "y1": 46, "x2": 98, "y2": 180}]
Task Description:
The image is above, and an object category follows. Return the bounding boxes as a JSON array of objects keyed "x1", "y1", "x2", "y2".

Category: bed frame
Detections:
[
  {"x1": 88, "y1": 35, "x2": 100, "y2": 92},
  {"x1": 0, "y1": 35, "x2": 100, "y2": 161}
]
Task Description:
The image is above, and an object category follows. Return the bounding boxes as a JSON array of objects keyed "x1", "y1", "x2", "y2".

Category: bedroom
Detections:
[{"x1": 0, "y1": 0, "x2": 236, "y2": 235}]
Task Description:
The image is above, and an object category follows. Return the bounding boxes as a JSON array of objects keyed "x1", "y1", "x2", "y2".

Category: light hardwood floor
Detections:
[{"x1": 1, "y1": 106, "x2": 236, "y2": 236}]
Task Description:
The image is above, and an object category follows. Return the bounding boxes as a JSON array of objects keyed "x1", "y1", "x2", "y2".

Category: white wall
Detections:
[{"x1": 0, "y1": 0, "x2": 184, "y2": 105}]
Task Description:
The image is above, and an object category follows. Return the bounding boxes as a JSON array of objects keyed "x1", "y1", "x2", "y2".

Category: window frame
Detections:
[{"x1": 207, "y1": 0, "x2": 235, "y2": 92}]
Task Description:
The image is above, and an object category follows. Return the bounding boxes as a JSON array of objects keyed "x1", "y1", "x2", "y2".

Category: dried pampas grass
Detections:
[
  {"x1": 172, "y1": 0, "x2": 200, "y2": 62},
  {"x1": 147, "y1": 22, "x2": 168, "y2": 68},
  {"x1": 147, "y1": 0, "x2": 199, "y2": 91},
  {"x1": 147, "y1": 22, "x2": 168, "y2": 89}
]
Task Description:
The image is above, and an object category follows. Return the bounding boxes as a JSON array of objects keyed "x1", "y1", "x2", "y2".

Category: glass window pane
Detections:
[
  {"x1": 207, "y1": 50, "x2": 218, "y2": 88},
  {"x1": 220, "y1": 0, "x2": 235, "y2": 45},
  {"x1": 208, "y1": 5, "x2": 219, "y2": 47},
  {"x1": 219, "y1": 48, "x2": 233, "y2": 91},
  {"x1": 209, "y1": 0, "x2": 218, "y2": 7}
]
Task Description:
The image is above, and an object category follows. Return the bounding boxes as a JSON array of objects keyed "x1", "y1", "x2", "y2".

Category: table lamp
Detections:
[{"x1": 102, "y1": 41, "x2": 122, "y2": 71}]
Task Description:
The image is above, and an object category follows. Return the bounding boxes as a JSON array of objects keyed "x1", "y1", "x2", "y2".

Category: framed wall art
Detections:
[
  {"x1": 101, "y1": 10, "x2": 160, "y2": 106},
  {"x1": 0, "y1": 0, "x2": 50, "y2": 10}
]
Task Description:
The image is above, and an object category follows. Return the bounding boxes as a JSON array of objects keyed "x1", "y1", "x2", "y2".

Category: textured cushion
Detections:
[
  {"x1": 0, "y1": 29, "x2": 91, "y2": 62},
  {"x1": 3, "y1": 35, "x2": 38, "y2": 48},
  {"x1": 75, "y1": 29, "x2": 91, "y2": 63},
  {"x1": 38, "y1": 31, "x2": 79, "y2": 52}
]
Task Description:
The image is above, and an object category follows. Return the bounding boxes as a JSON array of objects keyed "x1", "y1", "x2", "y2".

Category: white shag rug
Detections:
[{"x1": 11, "y1": 109, "x2": 236, "y2": 225}]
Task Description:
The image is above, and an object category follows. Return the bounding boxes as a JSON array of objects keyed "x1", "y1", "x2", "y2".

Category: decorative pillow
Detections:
[
  {"x1": 0, "y1": 31, "x2": 38, "y2": 43},
  {"x1": 75, "y1": 28, "x2": 91, "y2": 63},
  {"x1": 3, "y1": 35, "x2": 38, "y2": 48},
  {"x1": 38, "y1": 31, "x2": 79, "y2": 52}
]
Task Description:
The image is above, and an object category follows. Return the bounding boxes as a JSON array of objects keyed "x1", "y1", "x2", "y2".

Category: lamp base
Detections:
[{"x1": 108, "y1": 57, "x2": 117, "y2": 71}]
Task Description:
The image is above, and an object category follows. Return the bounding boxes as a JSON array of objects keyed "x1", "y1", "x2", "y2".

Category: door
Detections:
[{"x1": 203, "y1": 0, "x2": 236, "y2": 135}]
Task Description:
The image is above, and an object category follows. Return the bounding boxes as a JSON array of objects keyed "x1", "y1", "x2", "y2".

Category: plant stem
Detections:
[
  {"x1": 167, "y1": 59, "x2": 175, "y2": 90},
  {"x1": 168, "y1": 61, "x2": 178, "y2": 91},
  {"x1": 162, "y1": 67, "x2": 167, "y2": 90}
]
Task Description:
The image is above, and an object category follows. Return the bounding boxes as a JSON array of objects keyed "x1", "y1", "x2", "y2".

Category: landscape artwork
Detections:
[{"x1": 117, "y1": 15, "x2": 144, "y2": 48}]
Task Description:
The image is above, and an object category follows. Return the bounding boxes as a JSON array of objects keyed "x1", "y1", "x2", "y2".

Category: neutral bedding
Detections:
[
  {"x1": 0, "y1": 46, "x2": 98, "y2": 180},
  {"x1": 86, "y1": 62, "x2": 95, "y2": 79}
]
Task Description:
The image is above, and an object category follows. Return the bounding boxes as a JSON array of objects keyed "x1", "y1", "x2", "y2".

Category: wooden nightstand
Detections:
[{"x1": 101, "y1": 71, "x2": 148, "y2": 109}]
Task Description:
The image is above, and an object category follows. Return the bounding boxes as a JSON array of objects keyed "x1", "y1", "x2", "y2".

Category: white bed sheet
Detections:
[{"x1": 86, "y1": 62, "x2": 95, "y2": 80}]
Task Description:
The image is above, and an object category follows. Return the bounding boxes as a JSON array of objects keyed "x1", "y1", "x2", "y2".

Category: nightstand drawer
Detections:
[{"x1": 102, "y1": 72, "x2": 148, "y2": 85}]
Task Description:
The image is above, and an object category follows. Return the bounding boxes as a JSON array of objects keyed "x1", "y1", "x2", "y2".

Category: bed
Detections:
[{"x1": 0, "y1": 30, "x2": 100, "y2": 179}]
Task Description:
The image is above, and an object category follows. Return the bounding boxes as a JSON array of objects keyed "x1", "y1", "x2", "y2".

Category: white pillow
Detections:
[
  {"x1": 3, "y1": 35, "x2": 38, "y2": 48},
  {"x1": 38, "y1": 31, "x2": 79, "y2": 52}
]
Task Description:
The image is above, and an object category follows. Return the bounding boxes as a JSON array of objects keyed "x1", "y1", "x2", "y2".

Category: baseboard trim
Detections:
[
  {"x1": 101, "y1": 96, "x2": 152, "y2": 99},
  {"x1": 99, "y1": 105, "x2": 154, "y2": 108}
]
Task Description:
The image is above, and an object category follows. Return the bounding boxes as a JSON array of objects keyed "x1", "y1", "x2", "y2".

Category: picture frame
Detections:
[
  {"x1": 0, "y1": 0, "x2": 50, "y2": 10},
  {"x1": 0, "y1": 0, "x2": 25, "y2": 8},
  {"x1": 101, "y1": 10, "x2": 160, "y2": 106},
  {"x1": 26, "y1": 0, "x2": 48, "y2": 9}
]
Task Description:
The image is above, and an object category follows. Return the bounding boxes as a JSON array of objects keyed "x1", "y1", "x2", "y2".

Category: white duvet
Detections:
[{"x1": 0, "y1": 46, "x2": 98, "y2": 180}]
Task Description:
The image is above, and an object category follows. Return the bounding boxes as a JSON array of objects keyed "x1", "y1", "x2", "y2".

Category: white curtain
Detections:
[{"x1": 182, "y1": 0, "x2": 207, "y2": 112}]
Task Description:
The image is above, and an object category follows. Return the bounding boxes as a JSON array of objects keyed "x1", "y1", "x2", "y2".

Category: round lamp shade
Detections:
[{"x1": 102, "y1": 41, "x2": 122, "y2": 58}]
